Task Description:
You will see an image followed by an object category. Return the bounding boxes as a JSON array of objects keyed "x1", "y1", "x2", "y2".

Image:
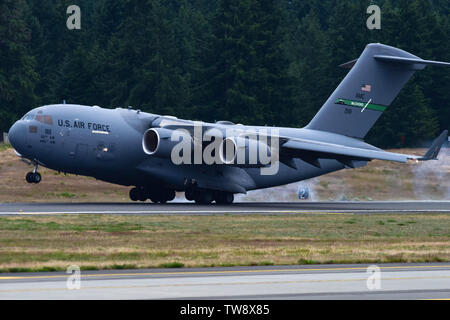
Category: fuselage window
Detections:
[{"x1": 29, "y1": 126, "x2": 38, "y2": 133}]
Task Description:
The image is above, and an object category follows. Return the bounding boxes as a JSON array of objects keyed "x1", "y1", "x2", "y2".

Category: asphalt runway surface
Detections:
[
  {"x1": 0, "y1": 201, "x2": 449, "y2": 215},
  {"x1": 0, "y1": 263, "x2": 449, "y2": 300}
]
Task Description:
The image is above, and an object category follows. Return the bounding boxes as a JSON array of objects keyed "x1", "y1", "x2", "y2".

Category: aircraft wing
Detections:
[
  {"x1": 281, "y1": 130, "x2": 448, "y2": 168},
  {"x1": 154, "y1": 117, "x2": 447, "y2": 168}
]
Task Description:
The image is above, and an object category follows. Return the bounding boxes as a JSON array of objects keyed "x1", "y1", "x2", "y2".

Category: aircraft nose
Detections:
[{"x1": 8, "y1": 121, "x2": 26, "y2": 154}]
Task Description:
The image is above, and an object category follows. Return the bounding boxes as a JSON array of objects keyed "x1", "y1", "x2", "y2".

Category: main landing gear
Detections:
[
  {"x1": 129, "y1": 187, "x2": 176, "y2": 204},
  {"x1": 25, "y1": 163, "x2": 41, "y2": 184},
  {"x1": 185, "y1": 187, "x2": 234, "y2": 205}
]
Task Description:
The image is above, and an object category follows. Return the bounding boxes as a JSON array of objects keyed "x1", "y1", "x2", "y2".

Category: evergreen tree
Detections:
[
  {"x1": 286, "y1": 9, "x2": 331, "y2": 126},
  {"x1": 366, "y1": 84, "x2": 439, "y2": 147},
  {"x1": 92, "y1": 0, "x2": 187, "y2": 115},
  {"x1": 195, "y1": 0, "x2": 295, "y2": 126},
  {"x1": 0, "y1": 0, "x2": 447, "y2": 147},
  {"x1": 0, "y1": 0, "x2": 38, "y2": 132}
]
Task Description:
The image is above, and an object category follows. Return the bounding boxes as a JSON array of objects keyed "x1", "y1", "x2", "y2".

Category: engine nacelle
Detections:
[
  {"x1": 142, "y1": 128, "x2": 191, "y2": 159},
  {"x1": 219, "y1": 136, "x2": 272, "y2": 167}
]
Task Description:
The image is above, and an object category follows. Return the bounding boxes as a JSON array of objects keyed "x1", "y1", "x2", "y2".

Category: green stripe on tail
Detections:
[{"x1": 335, "y1": 98, "x2": 387, "y2": 112}]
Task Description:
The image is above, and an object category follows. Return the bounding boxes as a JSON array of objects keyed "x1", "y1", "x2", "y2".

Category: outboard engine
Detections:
[{"x1": 219, "y1": 136, "x2": 272, "y2": 167}]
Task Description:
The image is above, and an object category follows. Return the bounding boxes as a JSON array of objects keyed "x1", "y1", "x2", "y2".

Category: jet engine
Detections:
[
  {"x1": 142, "y1": 128, "x2": 191, "y2": 159},
  {"x1": 219, "y1": 136, "x2": 272, "y2": 167}
]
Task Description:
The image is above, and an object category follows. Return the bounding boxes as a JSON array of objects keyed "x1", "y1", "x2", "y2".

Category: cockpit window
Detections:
[
  {"x1": 34, "y1": 114, "x2": 53, "y2": 125},
  {"x1": 21, "y1": 113, "x2": 35, "y2": 121}
]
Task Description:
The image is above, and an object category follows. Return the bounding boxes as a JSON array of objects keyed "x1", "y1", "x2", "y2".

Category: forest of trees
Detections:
[{"x1": 0, "y1": 0, "x2": 448, "y2": 147}]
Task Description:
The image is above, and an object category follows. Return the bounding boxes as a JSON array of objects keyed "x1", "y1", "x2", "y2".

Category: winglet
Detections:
[{"x1": 418, "y1": 130, "x2": 448, "y2": 161}]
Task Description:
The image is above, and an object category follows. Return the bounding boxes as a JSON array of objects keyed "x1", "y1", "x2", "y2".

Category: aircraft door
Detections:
[
  {"x1": 61, "y1": 119, "x2": 90, "y2": 173},
  {"x1": 74, "y1": 143, "x2": 88, "y2": 172}
]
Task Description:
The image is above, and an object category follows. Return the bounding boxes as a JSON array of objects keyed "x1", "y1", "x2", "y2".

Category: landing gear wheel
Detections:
[
  {"x1": 166, "y1": 190, "x2": 176, "y2": 202},
  {"x1": 25, "y1": 162, "x2": 41, "y2": 184},
  {"x1": 26, "y1": 172, "x2": 34, "y2": 184},
  {"x1": 195, "y1": 191, "x2": 213, "y2": 205},
  {"x1": 185, "y1": 189, "x2": 195, "y2": 201},
  {"x1": 129, "y1": 188, "x2": 139, "y2": 201},
  {"x1": 32, "y1": 172, "x2": 41, "y2": 184},
  {"x1": 149, "y1": 195, "x2": 160, "y2": 204},
  {"x1": 215, "y1": 192, "x2": 234, "y2": 205},
  {"x1": 26, "y1": 172, "x2": 41, "y2": 184},
  {"x1": 129, "y1": 187, "x2": 148, "y2": 202},
  {"x1": 138, "y1": 188, "x2": 147, "y2": 202},
  {"x1": 148, "y1": 189, "x2": 175, "y2": 204}
]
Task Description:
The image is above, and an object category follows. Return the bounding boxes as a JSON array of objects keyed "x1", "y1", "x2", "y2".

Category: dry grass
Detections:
[
  {"x1": 0, "y1": 147, "x2": 130, "y2": 203},
  {"x1": 0, "y1": 214, "x2": 448, "y2": 272}
]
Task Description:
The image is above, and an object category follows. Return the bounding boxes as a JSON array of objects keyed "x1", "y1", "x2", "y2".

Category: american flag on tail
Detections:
[{"x1": 361, "y1": 84, "x2": 372, "y2": 92}]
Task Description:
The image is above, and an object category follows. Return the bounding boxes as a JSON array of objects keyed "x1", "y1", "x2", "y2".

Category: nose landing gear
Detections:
[{"x1": 25, "y1": 163, "x2": 41, "y2": 184}]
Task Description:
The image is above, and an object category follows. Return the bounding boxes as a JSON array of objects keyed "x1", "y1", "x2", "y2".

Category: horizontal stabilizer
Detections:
[
  {"x1": 339, "y1": 56, "x2": 450, "y2": 69},
  {"x1": 374, "y1": 55, "x2": 450, "y2": 68},
  {"x1": 418, "y1": 130, "x2": 448, "y2": 161}
]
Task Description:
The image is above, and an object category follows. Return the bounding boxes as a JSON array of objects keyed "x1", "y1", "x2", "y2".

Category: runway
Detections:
[
  {"x1": 0, "y1": 263, "x2": 449, "y2": 300},
  {"x1": 0, "y1": 201, "x2": 449, "y2": 215}
]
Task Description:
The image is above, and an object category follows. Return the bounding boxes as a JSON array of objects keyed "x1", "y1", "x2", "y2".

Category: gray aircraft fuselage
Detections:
[{"x1": 9, "y1": 104, "x2": 360, "y2": 194}]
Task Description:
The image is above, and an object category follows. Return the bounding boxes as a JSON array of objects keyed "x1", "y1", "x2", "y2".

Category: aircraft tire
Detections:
[
  {"x1": 32, "y1": 172, "x2": 41, "y2": 184},
  {"x1": 129, "y1": 188, "x2": 140, "y2": 201},
  {"x1": 26, "y1": 172, "x2": 34, "y2": 184},
  {"x1": 153, "y1": 189, "x2": 176, "y2": 204},
  {"x1": 149, "y1": 196, "x2": 159, "y2": 203},
  {"x1": 166, "y1": 189, "x2": 176, "y2": 202},
  {"x1": 138, "y1": 188, "x2": 147, "y2": 202},
  {"x1": 195, "y1": 191, "x2": 213, "y2": 205},
  {"x1": 148, "y1": 191, "x2": 161, "y2": 204},
  {"x1": 215, "y1": 192, "x2": 234, "y2": 205},
  {"x1": 185, "y1": 188, "x2": 195, "y2": 201}
]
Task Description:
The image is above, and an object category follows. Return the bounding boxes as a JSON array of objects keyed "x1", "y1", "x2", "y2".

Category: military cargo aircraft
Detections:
[{"x1": 7, "y1": 44, "x2": 449, "y2": 204}]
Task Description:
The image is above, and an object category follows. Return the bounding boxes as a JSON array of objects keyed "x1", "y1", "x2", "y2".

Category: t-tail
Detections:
[{"x1": 306, "y1": 43, "x2": 450, "y2": 139}]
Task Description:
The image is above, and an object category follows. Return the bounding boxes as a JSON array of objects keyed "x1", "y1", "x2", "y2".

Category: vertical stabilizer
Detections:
[{"x1": 306, "y1": 43, "x2": 449, "y2": 139}]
